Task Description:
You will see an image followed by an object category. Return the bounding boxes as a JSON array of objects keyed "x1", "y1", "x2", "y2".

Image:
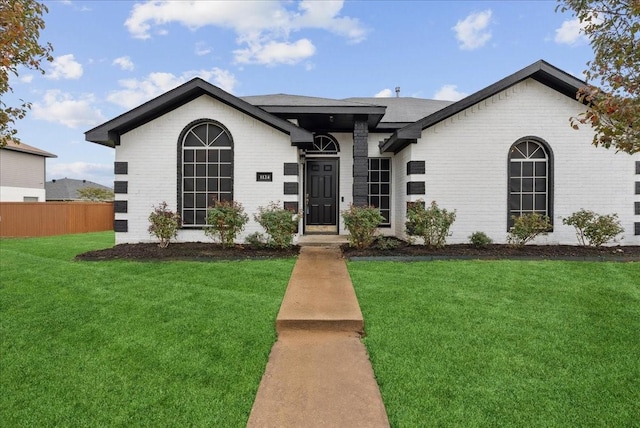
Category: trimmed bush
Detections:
[
  {"x1": 148, "y1": 202, "x2": 181, "y2": 248},
  {"x1": 563, "y1": 209, "x2": 624, "y2": 247},
  {"x1": 205, "y1": 200, "x2": 249, "y2": 248},
  {"x1": 254, "y1": 202, "x2": 299, "y2": 249},
  {"x1": 375, "y1": 236, "x2": 401, "y2": 251},
  {"x1": 342, "y1": 204, "x2": 385, "y2": 249},
  {"x1": 469, "y1": 231, "x2": 493, "y2": 249},
  {"x1": 244, "y1": 232, "x2": 267, "y2": 247},
  {"x1": 507, "y1": 213, "x2": 552, "y2": 247},
  {"x1": 405, "y1": 200, "x2": 456, "y2": 248}
]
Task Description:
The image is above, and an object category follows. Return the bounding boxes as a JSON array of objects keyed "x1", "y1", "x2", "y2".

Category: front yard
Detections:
[
  {"x1": 0, "y1": 232, "x2": 294, "y2": 427},
  {"x1": 349, "y1": 260, "x2": 640, "y2": 427},
  {"x1": 2, "y1": 233, "x2": 638, "y2": 426}
]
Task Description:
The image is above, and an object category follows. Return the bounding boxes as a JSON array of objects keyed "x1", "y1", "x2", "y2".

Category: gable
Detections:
[
  {"x1": 380, "y1": 60, "x2": 587, "y2": 153},
  {"x1": 85, "y1": 78, "x2": 313, "y2": 148}
]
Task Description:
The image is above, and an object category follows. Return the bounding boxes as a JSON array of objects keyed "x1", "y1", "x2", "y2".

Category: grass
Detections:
[
  {"x1": 349, "y1": 260, "x2": 640, "y2": 428},
  {"x1": 0, "y1": 232, "x2": 295, "y2": 427}
]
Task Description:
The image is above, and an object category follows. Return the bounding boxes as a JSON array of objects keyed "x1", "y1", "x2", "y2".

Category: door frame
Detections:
[{"x1": 303, "y1": 157, "x2": 339, "y2": 234}]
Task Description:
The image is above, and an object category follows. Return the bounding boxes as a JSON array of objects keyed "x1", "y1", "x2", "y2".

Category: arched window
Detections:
[
  {"x1": 508, "y1": 137, "x2": 553, "y2": 229},
  {"x1": 306, "y1": 134, "x2": 339, "y2": 154},
  {"x1": 179, "y1": 120, "x2": 233, "y2": 226}
]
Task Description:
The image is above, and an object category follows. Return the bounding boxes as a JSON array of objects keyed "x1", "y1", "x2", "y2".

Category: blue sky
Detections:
[{"x1": 8, "y1": 0, "x2": 593, "y2": 187}]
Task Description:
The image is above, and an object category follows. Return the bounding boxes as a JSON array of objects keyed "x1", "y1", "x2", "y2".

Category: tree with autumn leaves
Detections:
[
  {"x1": 0, "y1": 0, "x2": 53, "y2": 147},
  {"x1": 558, "y1": 0, "x2": 640, "y2": 154}
]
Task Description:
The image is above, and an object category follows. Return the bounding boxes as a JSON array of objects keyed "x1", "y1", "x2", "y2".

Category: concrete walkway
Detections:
[{"x1": 247, "y1": 246, "x2": 390, "y2": 428}]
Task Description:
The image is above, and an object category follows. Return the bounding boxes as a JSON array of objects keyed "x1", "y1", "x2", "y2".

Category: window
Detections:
[
  {"x1": 508, "y1": 138, "x2": 552, "y2": 228},
  {"x1": 180, "y1": 121, "x2": 233, "y2": 226},
  {"x1": 306, "y1": 134, "x2": 339, "y2": 155},
  {"x1": 368, "y1": 158, "x2": 391, "y2": 226}
]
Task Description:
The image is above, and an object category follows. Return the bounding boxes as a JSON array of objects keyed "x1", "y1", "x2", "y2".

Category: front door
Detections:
[{"x1": 305, "y1": 159, "x2": 338, "y2": 232}]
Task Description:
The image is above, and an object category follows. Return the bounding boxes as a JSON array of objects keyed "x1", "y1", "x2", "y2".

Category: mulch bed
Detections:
[
  {"x1": 75, "y1": 240, "x2": 640, "y2": 262},
  {"x1": 341, "y1": 241, "x2": 640, "y2": 261},
  {"x1": 75, "y1": 242, "x2": 300, "y2": 261}
]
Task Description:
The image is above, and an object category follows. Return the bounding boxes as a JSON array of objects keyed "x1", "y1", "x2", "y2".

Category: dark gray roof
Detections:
[
  {"x1": 242, "y1": 94, "x2": 386, "y2": 131},
  {"x1": 2, "y1": 140, "x2": 57, "y2": 158},
  {"x1": 86, "y1": 78, "x2": 314, "y2": 147},
  {"x1": 343, "y1": 97, "x2": 454, "y2": 125},
  {"x1": 241, "y1": 94, "x2": 372, "y2": 108},
  {"x1": 380, "y1": 60, "x2": 587, "y2": 153},
  {"x1": 241, "y1": 95, "x2": 452, "y2": 131},
  {"x1": 46, "y1": 178, "x2": 113, "y2": 201}
]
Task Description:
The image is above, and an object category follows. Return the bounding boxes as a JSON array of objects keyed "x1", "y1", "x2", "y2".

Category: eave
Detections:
[
  {"x1": 85, "y1": 78, "x2": 314, "y2": 148},
  {"x1": 380, "y1": 60, "x2": 587, "y2": 153}
]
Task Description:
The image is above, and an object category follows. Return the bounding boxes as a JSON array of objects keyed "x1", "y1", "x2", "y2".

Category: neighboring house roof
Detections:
[
  {"x1": 85, "y1": 78, "x2": 314, "y2": 147},
  {"x1": 46, "y1": 178, "x2": 113, "y2": 201},
  {"x1": 380, "y1": 60, "x2": 587, "y2": 153},
  {"x1": 2, "y1": 140, "x2": 57, "y2": 158}
]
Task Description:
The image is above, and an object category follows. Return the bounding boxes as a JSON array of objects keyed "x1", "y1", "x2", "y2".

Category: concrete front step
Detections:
[
  {"x1": 275, "y1": 246, "x2": 363, "y2": 334},
  {"x1": 297, "y1": 234, "x2": 349, "y2": 246}
]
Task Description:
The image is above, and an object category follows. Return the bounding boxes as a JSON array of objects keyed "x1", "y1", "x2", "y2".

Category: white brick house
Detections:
[{"x1": 86, "y1": 60, "x2": 640, "y2": 245}]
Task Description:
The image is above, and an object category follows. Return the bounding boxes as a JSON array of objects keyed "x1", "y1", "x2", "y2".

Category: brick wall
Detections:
[
  {"x1": 409, "y1": 78, "x2": 639, "y2": 245},
  {"x1": 115, "y1": 95, "x2": 299, "y2": 244}
]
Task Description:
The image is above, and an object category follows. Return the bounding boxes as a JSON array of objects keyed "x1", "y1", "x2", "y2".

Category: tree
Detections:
[
  {"x1": 0, "y1": 0, "x2": 53, "y2": 147},
  {"x1": 557, "y1": 0, "x2": 640, "y2": 154},
  {"x1": 77, "y1": 187, "x2": 114, "y2": 202}
]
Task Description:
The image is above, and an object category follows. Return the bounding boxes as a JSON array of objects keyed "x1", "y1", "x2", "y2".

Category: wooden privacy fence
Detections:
[{"x1": 0, "y1": 202, "x2": 114, "y2": 237}]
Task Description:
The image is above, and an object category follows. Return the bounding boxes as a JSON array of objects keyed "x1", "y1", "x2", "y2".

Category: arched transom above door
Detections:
[{"x1": 305, "y1": 134, "x2": 340, "y2": 155}]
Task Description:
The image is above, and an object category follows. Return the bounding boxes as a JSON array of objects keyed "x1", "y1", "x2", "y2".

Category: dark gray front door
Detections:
[{"x1": 306, "y1": 160, "x2": 337, "y2": 226}]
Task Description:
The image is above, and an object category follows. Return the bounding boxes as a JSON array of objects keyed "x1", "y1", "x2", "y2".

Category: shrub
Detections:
[
  {"x1": 469, "y1": 231, "x2": 493, "y2": 248},
  {"x1": 563, "y1": 209, "x2": 624, "y2": 247},
  {"x1": 405, "y1": 200, "x2": 456, "y2": 248},
  {"x1": 148, "y1": 202, "x2": 181, "y2": 248},
  {"x1": 507, "y1": 213, "x2": 552, "y2": 247},
  {"x1": 375, "y1": 236, "x2": 400, "y2": 251},
  {"x1": 342, "y1": 204, "x2": 385, "y2": 249},
  {"x1": 254, "y1": 202, "x2": 299, "y2": 249},
  {"x1": 204, "y1": 200, "x2": 249, "y2": 248},
  {"x1": 244, "y1": 232, "x2": 267, "y2": 247}
]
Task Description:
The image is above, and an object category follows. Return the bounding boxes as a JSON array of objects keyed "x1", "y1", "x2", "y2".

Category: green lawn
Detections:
[
  {"x1": 0, "y1": 232, "x2": 295, "y2": 427},
  {"x1": 349, "y1": 260, "x2": 640, "y2": 428}
]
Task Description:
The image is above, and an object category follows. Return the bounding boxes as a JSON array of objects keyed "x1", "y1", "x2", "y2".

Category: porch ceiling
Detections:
[{"x1": 278, "y1": 111, "x2": 385, "y2": 132}]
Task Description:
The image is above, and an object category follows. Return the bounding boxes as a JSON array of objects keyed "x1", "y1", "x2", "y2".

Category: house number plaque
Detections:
[{"x1": 256, "y1": 172, "x2": 273, "y2": 182}]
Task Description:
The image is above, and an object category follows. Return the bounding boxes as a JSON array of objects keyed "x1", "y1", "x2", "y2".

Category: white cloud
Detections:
[
  {"x1": 19, "y1": 75, "x2": 34, "y2": 83},
  {"x1": 554, "y1": 17, "x2": 589, "y2": 45},
  {"x1": 46, "y1": 54, "x2": 83, "y2": 80},
  {"x1": 32, "y1": 90, "x2": 105, "y2": 128},
  {"x1": 202, "y1": 68, "x2": 238, "y2": 93},
  {"x1": 113, "y1": 56, "x2": 134, "y2": 71},
  {"x1": 374, "y1": 88, "x2": 393, "y2": 98},
  {"x1": 107, "y1": 68, "x2": 238, "y2": 109},
  {"x1": 48, "y1": 162, "x2": 114, "y2": 187},
  {"x1": 295, "y1": 0, "x2": 367, "y2": 43},
  {"x1": 453, "y1": 10, "x2": 493, "y2": 50},
  {"x1": 124, "y1": 0, "x2": 367, "y2": 66},
  {"x1": 195, "y1": 41, "x2": 212, "y2": 56},
  {"x1": 433, "y1": 84, "x2": 468, "y2": 101},
  {"x1": 234, "y1": 38, "x2": 316, "y2": 65}
]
